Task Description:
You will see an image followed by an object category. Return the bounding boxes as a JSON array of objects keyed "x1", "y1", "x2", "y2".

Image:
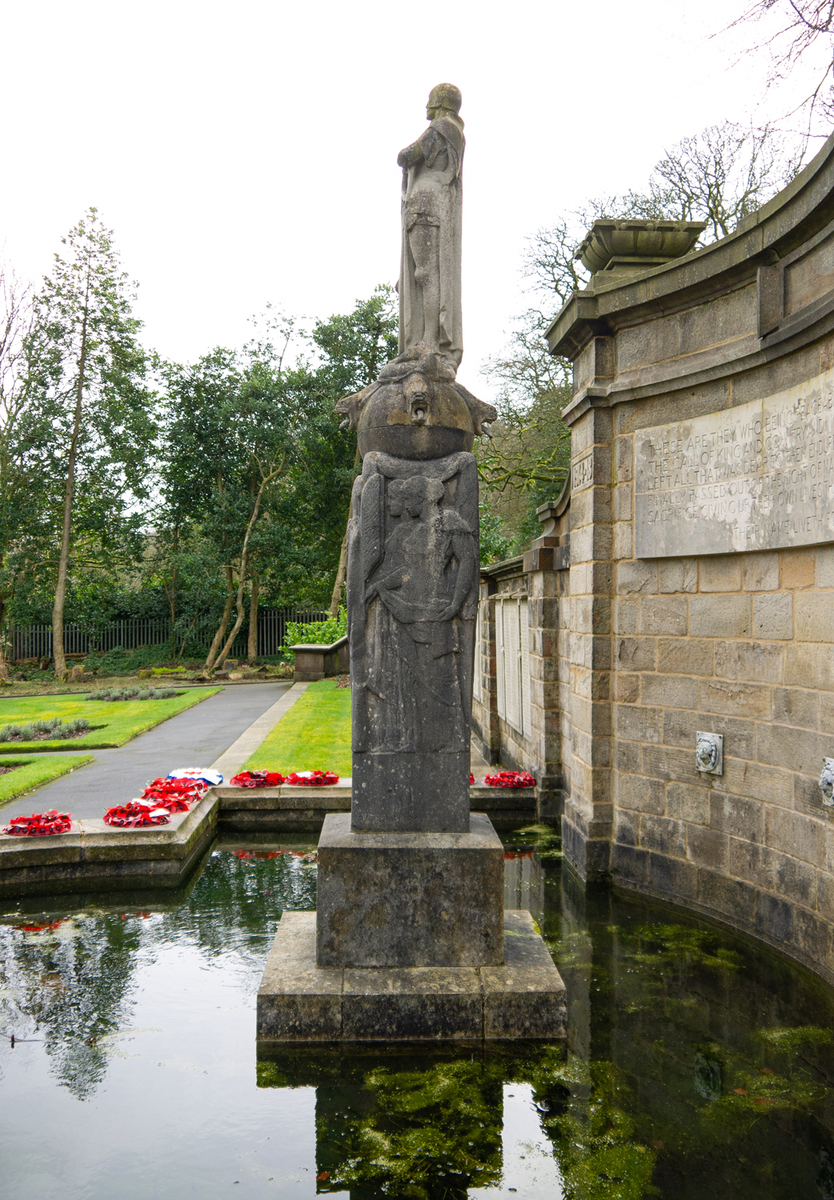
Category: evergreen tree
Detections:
[{"x1": 25, "y1": 209, "x2": 154, "y2": 678}]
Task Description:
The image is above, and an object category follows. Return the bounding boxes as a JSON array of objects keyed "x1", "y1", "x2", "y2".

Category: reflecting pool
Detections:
[{"x1": 1, "y1": 830, "x2": 834, "y2": 1198}]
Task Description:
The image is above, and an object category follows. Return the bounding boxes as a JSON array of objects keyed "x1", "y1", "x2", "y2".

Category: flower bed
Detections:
[
  {"x1": 87, "y1": 686, "x2": 180, "y2": 702},
  {"x1": 0, "y1": 717, "x2": 90, "y2": 743}
]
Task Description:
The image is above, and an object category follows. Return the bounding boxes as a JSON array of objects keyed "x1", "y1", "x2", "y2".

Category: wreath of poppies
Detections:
[
  {"x1": 483, "y1": 770, "x2": 536, "y2": 789},
  {"x1": 285, "y1": 771, "x2": 340, "y2": 787},
  {"x1": 229, "y1": 770, "x2": 286, "y2": 788},
  {"x1": 3, "y1": 810, "x2": 72, "y2": 837},
  {"x1": 140, "y1": 777, "x2": 207, "y2": 810},
  {"x1": 167, "y1": 768, "x2": 223, "y2": 786},
  {"x1": 103, "y1": 802, "x2": 171, "y2": 828}
]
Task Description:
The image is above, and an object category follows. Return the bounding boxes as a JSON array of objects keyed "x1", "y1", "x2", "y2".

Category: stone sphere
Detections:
[{"x1": 356, "y1": 379, "x2": 475, "y2": 461}]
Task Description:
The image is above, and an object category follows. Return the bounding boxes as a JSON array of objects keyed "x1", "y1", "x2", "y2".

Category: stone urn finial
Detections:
[{"x1": 576, "y1": 219, "x2": 707, "y2": 281}]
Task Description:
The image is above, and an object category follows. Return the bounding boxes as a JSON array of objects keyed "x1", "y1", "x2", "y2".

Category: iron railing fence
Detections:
[{"x1": 11, "y1": 608, "x2": 330, "y2": 663}]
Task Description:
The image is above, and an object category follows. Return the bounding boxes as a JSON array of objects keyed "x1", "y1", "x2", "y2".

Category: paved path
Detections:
[{"x1": 15, "y1": 682, "x2": 293, "y2": 820}]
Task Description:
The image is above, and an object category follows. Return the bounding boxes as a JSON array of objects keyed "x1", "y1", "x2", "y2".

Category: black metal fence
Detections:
[{"x1": 10, "y1": 608, "x2": 330, "y2": 662}]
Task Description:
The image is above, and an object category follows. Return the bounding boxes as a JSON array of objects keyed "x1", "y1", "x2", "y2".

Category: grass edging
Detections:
[
  {"x1": 245, "y1": 679, "x2": 351, "y2": 776},
  {"x1": 0, "y1": 687, "x2": 222, "y2": 754},
  {"x1": 0, "y1": 755, "x2": 95, "y2": 810}
]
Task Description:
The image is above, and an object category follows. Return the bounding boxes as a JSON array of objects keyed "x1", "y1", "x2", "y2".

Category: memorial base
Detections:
[
  {"x1": 316, "y1": 812, "x2": 503, "y2": 967},
  {"x1": 257, "y1": 910, "x2": 567, "y2": 1042}
]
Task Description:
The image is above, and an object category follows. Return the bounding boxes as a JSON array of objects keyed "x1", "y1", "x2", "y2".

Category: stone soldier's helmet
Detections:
[{"x1": 428, "y1": 83, "x2": 462, "y2": 114}]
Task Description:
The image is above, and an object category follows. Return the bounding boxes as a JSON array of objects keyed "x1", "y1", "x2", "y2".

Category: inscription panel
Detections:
[
  {"x1": 572, "y1": 451, "x2": 595, "y2": 493},
  {"x1": 635, "y1": 370, "x2": 834, "y2": 557}
]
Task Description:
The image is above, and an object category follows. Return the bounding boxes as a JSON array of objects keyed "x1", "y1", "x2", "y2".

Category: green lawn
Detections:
[
  {"x1": 0, "y1": 754, "x2": 94, "y2": 810},
  {"x1": 0, "y1": 688, "x2": 221, "y2": 753},
  {"x1": 246, "y1": 680, "x2": 352, "y2": 776}
]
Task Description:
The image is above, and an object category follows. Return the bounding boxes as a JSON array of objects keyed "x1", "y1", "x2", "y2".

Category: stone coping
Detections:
[
  {"x1": 0, "y1": 794, "x2": 219, "y2": 864},
  {"x1": 0, "y1": 782, "x2": 538, "y2": 885},
  {"x1": 0, "y1": 795, "x2": 220, "y2": 895},
  {"x1": 546, "y1": 127, "x2": 834, "y2": 361}
]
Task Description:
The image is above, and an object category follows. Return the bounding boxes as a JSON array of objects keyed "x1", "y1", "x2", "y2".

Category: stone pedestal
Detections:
[
  {"x1": 257, "y1": 910, "x2": 567, "y2": 1042},
  {"x1": 316, "y1": 813, "x2": 503, "y2": 967}
]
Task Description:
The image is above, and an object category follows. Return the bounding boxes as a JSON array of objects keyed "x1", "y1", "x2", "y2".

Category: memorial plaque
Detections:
[{"x1": 635, "y1": 371, "x2": 834, "y2": 558}]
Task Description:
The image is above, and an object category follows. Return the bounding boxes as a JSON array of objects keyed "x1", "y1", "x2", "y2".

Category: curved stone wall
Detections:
[{"x1": 547, "y1": 132, "x2": 834, "y2": 985}]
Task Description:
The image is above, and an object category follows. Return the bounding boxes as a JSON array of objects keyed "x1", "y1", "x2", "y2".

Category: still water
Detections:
[{"x1": 1, "y1": 831, "x2": 834, "y2": 1199}]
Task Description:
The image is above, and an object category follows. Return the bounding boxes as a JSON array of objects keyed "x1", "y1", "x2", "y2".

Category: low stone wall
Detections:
[
  {"x1": 292, "y1": 635, "x2": 349, "y2": 682},
  {"x1": 0, "y1": 783, "x2": 537, "y2": 894},
  {"x1": 0, "y1": 794, "x2": 219, "y2": 896},
  {"x1": 544, "y1": 130, "x2": 834, "y2": 985}
]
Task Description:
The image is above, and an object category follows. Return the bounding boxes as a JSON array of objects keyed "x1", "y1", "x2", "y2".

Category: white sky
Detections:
[{"x1": 1, "y1": 0, "x2": 825, "y2": 396}]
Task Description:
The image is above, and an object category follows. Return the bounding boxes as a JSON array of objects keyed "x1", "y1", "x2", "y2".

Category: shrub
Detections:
[
  {"x1": 0, "y1": 716, "x2": 90, "y2": 742},
  {"x1": 86, "y1": 686, "x2": 180, "y2": 702},
  {"x1": 82, "y1": 643, "x2": 177, "y2": 677},
  {"x1": 281, "y1": 608, "x2": 347, "y2": 660}
]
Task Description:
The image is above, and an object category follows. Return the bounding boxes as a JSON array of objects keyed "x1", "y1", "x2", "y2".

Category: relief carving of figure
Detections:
[
  {"x1": 397, "y1": 83, "x2": 464, "y2": 373},
  {"x1": 358, "y1": 471, "x2": 476, "y2": 754}
]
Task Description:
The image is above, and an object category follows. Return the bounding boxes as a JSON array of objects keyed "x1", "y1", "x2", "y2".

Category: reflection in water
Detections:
[{"x1": 1, "y1": 832, "x2": 834, "y2": 1198}]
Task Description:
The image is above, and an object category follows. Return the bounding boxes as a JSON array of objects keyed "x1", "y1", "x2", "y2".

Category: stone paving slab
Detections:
[{"x1": 257, "y1": 910, "x2": 566, "y2": 1042}]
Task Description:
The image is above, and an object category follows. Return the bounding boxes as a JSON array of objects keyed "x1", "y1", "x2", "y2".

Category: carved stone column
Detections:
[{"x1": 348, "y1": 450, "x2": 479, "y2": 833}]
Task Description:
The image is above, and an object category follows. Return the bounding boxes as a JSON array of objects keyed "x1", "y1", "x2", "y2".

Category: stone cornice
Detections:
[{"x1": 546, "y1": 129, "x2": 834, "y2": 362}]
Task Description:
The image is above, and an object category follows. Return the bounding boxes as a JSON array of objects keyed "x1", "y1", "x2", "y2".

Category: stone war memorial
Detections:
[
  {"x1": 257, "y1": 85, "x2": 567, "y2": 1042},
  {"x1": 473, "y1": 133, "x2": 834, "y2": 993}
]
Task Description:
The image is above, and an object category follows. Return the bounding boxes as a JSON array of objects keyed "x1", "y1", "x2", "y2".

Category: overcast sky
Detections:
[{"x1": 1, "y1": 0, "x2": 825, "y2": 395}]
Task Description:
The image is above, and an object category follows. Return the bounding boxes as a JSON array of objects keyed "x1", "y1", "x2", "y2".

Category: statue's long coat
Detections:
[{"x1": 398, "y1": 112, "x2": 464, "y2": 368}]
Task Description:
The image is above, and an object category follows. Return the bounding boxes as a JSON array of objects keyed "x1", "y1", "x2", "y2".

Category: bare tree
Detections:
[
  {"x1": 524, "y1": 121, "x2": 802, "y2": 306},
  {"x1": 725, "y1": 0, "x2": 834, "y2": 135},
  {"x1": 480, "y1": 120, "x2": 802, "y2": 545},
  {"x1": 644, "y1": 122, "x2": 803, "y2": 239}
]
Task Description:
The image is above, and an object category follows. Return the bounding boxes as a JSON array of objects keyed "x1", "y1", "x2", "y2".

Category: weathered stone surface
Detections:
[
  {"x1": 258, "y1": 912, "x2": 343, "y2": 1041},
  {"x1": 0, "y1": 796, "x2": 219, "y2": 895},
  {"x1": 397, "y1": 83, "x2": 464, "y2": 373},
  {"x1": 348, "y1": 451, "x2": 480, "y2": 833},
  {"x1": 316, "y1": 812, "x2": 503, "y2": 967},
  {"x1": 257, "y1": 911, "x2": 566, "y2": 1042},
  {"x1": 635, "y1": 379, "x2": 834, "y2": 558},
  {"x1": 342, "y1": 966, "x2": 483, "y2": 1040},
  {"x1": 481, "y1": 911, "x2": 567, "y2": 1040}
]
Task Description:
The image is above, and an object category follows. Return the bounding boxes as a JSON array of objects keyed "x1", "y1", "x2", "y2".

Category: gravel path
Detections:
[{"x1": 7, "y1": 682, "x2": 292, "y2": 819}]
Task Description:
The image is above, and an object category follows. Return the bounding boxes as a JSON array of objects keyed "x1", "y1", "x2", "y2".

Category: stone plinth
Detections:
[
  {"x1": 316, "y1": 812, "x2": 503, "y2": 967},
  {"x1": 257, "y1": 910, "x2": 567, "y2": 1042}
]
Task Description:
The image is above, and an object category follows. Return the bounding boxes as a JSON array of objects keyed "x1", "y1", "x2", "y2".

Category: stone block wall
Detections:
[
  {"x1": 543, "y1": 131, "x2": 834, "y2": 985},
  {"x1": 609, "y1": 428, "x2": 834, "y2": 980},
  {"x1": 473, "y1": 503, "x2": 570, "y2": 819}
]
